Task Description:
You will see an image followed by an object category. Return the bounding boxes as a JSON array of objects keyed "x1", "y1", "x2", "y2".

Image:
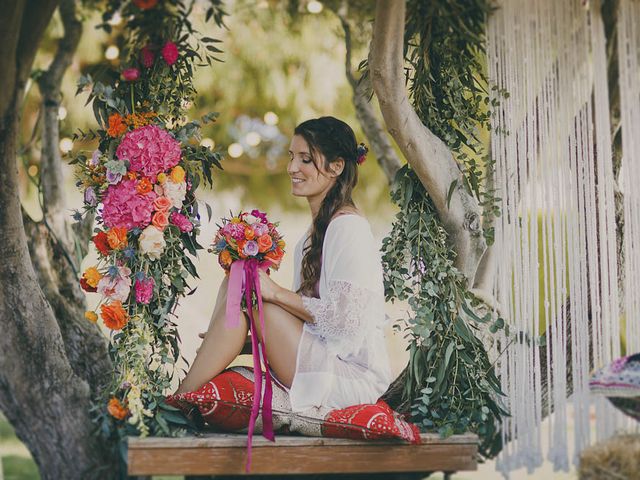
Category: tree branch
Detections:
[
  {"x1": 369, "y1": 0, "x2": 486, "y2": 283},
  {"x1": 337, "y1": 8, "x2": 402, "y2": 184},
  {"x1": 38, "y1": 0, "x2": 82, "y2": 252}
]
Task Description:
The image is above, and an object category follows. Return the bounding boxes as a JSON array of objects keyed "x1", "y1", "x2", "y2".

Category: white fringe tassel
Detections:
[{"x1": 487, "y1": 0, "x2": 623, "y2": 474}]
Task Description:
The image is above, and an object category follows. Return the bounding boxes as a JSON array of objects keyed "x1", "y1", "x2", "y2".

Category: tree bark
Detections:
[
  {"x1": 37, "y1": 0, "x2": 82, "y2": 253},
  {"x1": 369, "y1": 0, "x2": 486, "y2": 284},
  {"x1": 336, "y1": 9, "x2": 402, "y2": 185},
  {"x1": 0, "y1": 1, "x2": 116, "y2": 478}
]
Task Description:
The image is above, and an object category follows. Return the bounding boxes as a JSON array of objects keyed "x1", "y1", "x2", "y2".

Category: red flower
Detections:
[
  {"x1": 161, "y1": 41, "x2": 179, "y2": 66},
  {"x1": 140, "y1": 46, "x2": 155, "y2": 68},
  {"x1": 80, "y1": 277, "x2": 97, "y2": 293},
  {"x1": 133, "y1": 0, "x2": 158, "y2": 9},
  {"x1": 121, "y1": 68, "x2": 140, "y2": 81},
  {"x1": 92, "y1": 231, "x2": 111, "y2": 256}
]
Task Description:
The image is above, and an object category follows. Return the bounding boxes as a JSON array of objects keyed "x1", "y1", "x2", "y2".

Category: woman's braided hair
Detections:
[{"x1": 294, "y1": 116, "x2": 360, "y2": 297}]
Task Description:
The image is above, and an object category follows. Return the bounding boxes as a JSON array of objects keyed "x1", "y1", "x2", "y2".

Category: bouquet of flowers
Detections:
[
  {"x1": 210, "y1": 209, "x2": 285, "y2": 469},
  {"x1": 210, "y1": 209, "x2": 285, "y2": 273}
]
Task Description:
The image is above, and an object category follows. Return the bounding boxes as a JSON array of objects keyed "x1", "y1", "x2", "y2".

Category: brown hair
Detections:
[{"x1": 294, "y1": 117, "x2": 359, "y2": 297}]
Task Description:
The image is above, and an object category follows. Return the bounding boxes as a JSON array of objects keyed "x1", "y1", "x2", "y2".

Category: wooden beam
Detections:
[{"x1": 128, "y1": 433, "x2": 478, "y2": 476}]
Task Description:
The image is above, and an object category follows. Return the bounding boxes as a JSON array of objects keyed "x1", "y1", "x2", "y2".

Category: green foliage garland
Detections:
[
  {"x1": 382, "y1": 166, "x2": 507, "y2": 458},
  {"x1": 380, "y1": 0, "x2": 510, "y2": 459},
  {"x1": 70, "y1": 0, "x2": 227, "y2": 468}
]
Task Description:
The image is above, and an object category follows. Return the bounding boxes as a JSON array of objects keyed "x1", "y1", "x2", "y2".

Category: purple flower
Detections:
[
  {"x1": 243, "y1": 240, "x2": 259, "y2": 257},
  {"x1": 135, "y1": 276, "x2": 155, "y2": 304},
  {"x1": 250, "y1": 209, "x2": 268, "y2": 224},
  {"x1": 84, "y1": 186, "x2": 97, "y2": 206},
  {"x1": 91, "y1": 149, "x2": 101, "y2": 166},
  {"x1": 106, "y1": 170, "x2": 123, "y2": 185}
]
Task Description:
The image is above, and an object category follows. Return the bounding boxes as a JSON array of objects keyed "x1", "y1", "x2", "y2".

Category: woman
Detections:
[{"x1": 174, "y1": 116, "x2": 392, "y2": 413}]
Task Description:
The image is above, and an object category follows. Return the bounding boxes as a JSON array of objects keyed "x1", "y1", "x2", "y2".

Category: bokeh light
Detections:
[{"x1": 227, "y1": 143, "x2": 244, "y2": 158}]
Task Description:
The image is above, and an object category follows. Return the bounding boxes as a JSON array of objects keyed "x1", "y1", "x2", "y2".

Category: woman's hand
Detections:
[{"x1": 257, "y1": 269, "x2": 282, "y2": 303}]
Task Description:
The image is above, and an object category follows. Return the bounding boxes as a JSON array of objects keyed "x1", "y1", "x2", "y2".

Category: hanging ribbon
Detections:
[{"x1": 225, "y1": 258, "x2": 275, "y2": 472}]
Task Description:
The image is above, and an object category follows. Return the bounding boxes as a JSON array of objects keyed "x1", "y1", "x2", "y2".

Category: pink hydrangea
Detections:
[
  {"x1": 135, "y1": 276, "x2": 155, "y2": 304},
  {"x1": 102, "y1": 179, "x2": 158, "y2": 229},
  {"x1": 115, "y1": 125, "x2": 181, "y2": 182},
  {"x1": 170, "y1": 212, "x2": 193, "y2": 233}
]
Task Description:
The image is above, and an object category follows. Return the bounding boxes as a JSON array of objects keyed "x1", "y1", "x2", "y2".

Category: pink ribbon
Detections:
[{"x1": 225, "y1": 258, "x2": 275, "y2": 472}]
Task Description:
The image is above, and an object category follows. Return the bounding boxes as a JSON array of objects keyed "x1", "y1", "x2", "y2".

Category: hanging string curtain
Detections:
[
  {"x1": 487, "y1": 0, "x2": 630, "y2": 473},
  {"x1": 620, "y1": 0, "x2": 640, "y2": 356}
]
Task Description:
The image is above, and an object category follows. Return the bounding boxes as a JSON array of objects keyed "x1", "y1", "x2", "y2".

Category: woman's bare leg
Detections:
[
  {"x1": 174, "y1": 277, "x2": 305, "y2": 393},
  {"x1": 250, "y1": 302, "x2": 304, "y2": 388},
  {"x1": 174, "y1": 276, "x2": 248, "y2": 394}
]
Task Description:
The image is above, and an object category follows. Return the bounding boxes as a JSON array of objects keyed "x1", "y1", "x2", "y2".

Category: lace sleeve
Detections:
[{"x1": 301, "y1": 279, "x2": 380, "y2": 354}]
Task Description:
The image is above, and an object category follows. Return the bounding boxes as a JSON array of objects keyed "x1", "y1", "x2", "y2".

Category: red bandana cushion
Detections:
[{"x1": 165, "y1": 367, "x2": 421, "y2": 444}]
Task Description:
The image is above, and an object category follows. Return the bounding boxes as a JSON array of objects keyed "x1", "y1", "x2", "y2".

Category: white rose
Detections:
[
  {"x1": 139, "y1": 225, "x2": 166, "y2": 260},
  {"x1": 162, "y1": 180, "x2": 187, "y2": 208},
  {"x1": 244, "y1": 214, "x2": 258, "y2": 224}
]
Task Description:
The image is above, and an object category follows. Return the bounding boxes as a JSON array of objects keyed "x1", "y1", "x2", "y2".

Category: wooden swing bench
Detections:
[{"x1": 127, "y1": 432, "x2": 478, "y2": 476}]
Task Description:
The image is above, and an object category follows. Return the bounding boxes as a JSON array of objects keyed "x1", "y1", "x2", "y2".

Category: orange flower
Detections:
[
  {"x1": 153, "y1": 196, "x2": 172, "y2": 212},
  {"x1": 257, "y1": 234, "x2": 273, "y2": 253},
  {"x1": 152, "y1": 210, "x2": 169, "y2": 230},
  {"x1": 219, "y1": 250, "x2": 232, "y2": 269},
  {"x1": 107, "y1": 113, "x2": 127, "y2": 138},
  {"x1": 107, "y1": 397, "x2": 129, "y2": 420},
  {"x1": 170, "y1": 165, "x2": 186, "y2": 183},
  {"x1": 136, "y1": 177, "x2": 153, "y2": 194},
  {"x1": 83, "y1": 266, "x2": 103, "y2": 288},
  {"x1": 265, "y1": 247, "x2": 284, "y2": 266},
  {"x1": 133, "y1": 0, "x2": 158, "y2": 9},
  {"x1": 236, "y1": 239, "x2": 247, "y2": 258},
  {"x1": 244, "y1": 226, "x2": 255, "y2": 240},
  {"x1": 101, "y1": 301, "x2": 129, "y2": 330},
  {"x1": 106, "y1": 227, "x2": 128, "y2": 250}
]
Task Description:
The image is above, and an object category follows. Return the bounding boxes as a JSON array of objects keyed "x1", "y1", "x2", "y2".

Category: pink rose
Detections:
[
  {"x1": 170, "y1": 212, "x2": 193, "y2": 233},
  {"x1": 134, "y1": 276, "x2": 155, "y2": 304},
  {"x1": 97, "y1": 266, "x2": 132, "y2": 302},
  {"x1": 161, "y1": 41, "x2": 179, "y2": 66},
  {"x1": 253, "y1": 222, "x2": 268, "y2": 236},
  {"x1": 121, "y1": 68, "x2": 140, "y2": 81},
  {"x1": 140, "y1": 46, "x2": 155, "y2": 68}
]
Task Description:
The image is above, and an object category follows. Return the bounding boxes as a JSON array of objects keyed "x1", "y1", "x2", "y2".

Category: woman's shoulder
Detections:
[{"x1": 325, "y1": 209, "x2": 373, "y2": 242}]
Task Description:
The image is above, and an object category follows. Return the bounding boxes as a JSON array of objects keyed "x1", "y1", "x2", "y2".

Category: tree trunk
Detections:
[
  {"x1": 0, "y1": 1, "x2": 117, "y2": 477},
  {"x1": 369, "y1": 0, "x2": 487, "y2": 284},
  {"x1": 335, "y1": 9, "x2": 402, "y2": 185}
]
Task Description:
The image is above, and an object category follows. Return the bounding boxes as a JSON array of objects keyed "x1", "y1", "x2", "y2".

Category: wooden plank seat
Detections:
[{"x1": 127, "y1": 432, "x2": 478, "y2": 476}]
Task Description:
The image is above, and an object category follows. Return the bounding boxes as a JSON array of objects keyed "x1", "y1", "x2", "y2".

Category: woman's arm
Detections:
[{"x1": 258, "y1": 269, "x2": 314, "y2": 323}]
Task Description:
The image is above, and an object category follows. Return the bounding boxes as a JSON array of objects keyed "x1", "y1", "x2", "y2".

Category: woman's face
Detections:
[{"x1": 287, "y1": 134, "x2": 341, "y2": 199}]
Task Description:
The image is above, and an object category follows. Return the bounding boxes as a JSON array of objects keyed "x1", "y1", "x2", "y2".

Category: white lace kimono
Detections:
[{"x1": 288, "y1": 214, "x2": 393, "y2": 413}]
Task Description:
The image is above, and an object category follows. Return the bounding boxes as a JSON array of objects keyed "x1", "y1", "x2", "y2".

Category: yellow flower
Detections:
[
  {"x1": 157, "y1": 172, "x2": 167, "y2": 184},
  {"x1": 277, "y1": 239, "x2": 286, "y2": 249},
  {"x1": 85, "y1": 311, "x2": 98, "y2": 323},
  {"x1": 170, "y1": 165, "x2": 186, "y2": 183},
  {"x1": 83, "y1": 266, "x2": 103, "y2": 288},
  {"x1": 231, "y1": 216, "x2": 241, "y2": 224}
]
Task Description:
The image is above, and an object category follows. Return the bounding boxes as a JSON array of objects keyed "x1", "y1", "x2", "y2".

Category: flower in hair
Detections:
[{"x1": 356, "y1": 143, "x2": 368, "y2": 165}]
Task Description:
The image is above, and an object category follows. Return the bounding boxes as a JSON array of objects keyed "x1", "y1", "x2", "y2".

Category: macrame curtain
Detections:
[
  {"x1": 620, "y1": 0, "x2": 640, "y2": 357},
  {"x1": 487, "y1": 0, "x2": 637, "y2": 474}
]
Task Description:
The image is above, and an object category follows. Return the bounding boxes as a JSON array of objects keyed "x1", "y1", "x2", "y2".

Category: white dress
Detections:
[{"x1": 288, "y1": 214, "x2": 393, "y2": 413}]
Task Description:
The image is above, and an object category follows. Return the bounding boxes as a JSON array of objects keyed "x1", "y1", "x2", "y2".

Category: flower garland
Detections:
[{"x1": 72, "y1": 0, "x2": 227, "y2": 453}]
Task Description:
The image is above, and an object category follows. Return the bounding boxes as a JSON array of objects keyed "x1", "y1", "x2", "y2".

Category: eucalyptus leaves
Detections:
[{"x1": 382, "y1": 166, "x2": 507, "y2": 458}]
